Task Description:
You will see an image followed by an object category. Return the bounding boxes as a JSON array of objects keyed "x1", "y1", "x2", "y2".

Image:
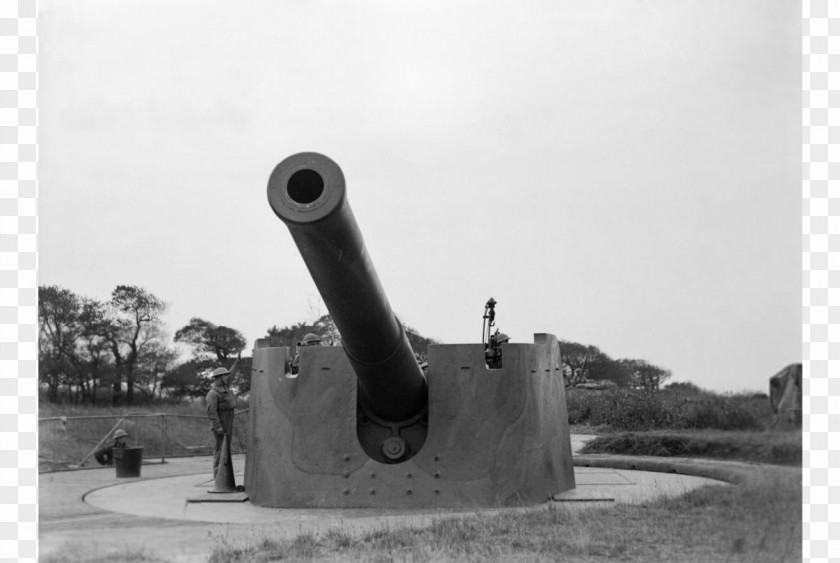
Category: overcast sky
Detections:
[{"x1": 38, "y1": 0, "x2": 800, "y2": 393}]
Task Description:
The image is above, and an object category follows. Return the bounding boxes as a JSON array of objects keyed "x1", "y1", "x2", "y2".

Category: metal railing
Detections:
[{"x1": 38, "y1": 409, "x2": 250, "y2": 472}]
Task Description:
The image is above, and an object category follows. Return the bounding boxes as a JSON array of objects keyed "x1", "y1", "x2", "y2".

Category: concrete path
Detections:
[
  {"x1": 569, "y1": 433, "x2": 592, "y2": 454},
  {"x1": 39, "y1": 436, "x2": 730, "y2": 563}
]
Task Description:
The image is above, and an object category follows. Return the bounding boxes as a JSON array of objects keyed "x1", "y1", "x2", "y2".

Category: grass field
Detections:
[
  {"x1": 206, "y1": 463, "x2": 800, "y2": 562},
  {"x1": 205, "y1": 428, "x2": 801, "y2": 562},
  {"x1": 39, "y1": 399, "x2": 801, "y2": 562}
]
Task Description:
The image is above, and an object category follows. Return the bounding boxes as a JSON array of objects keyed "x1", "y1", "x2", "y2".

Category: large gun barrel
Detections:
[{"x1": 267, "y1": 152, "x2": 427, "y2": 423}]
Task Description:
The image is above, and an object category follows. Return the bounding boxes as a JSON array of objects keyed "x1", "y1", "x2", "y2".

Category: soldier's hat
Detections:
[
  {"x1": 113, "y1": 429, "x2": 128, "y2": 439},
  {"x1": 300, "y1": 333, "x2": 322, "y2": 345},
  {"x1": 210, "y1": 367, "x2": 230, "y2": 378},
  {"x1": 494, "y1": 332, "x2": 511, "y2": 344}
]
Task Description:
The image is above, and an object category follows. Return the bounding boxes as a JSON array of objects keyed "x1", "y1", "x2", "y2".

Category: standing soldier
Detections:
[{"x1": 206, "y1": 360, "x2": 238, "y2": 478}]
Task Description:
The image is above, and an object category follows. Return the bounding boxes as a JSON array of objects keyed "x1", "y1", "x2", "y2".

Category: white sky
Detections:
[{"x1": 38, "y1": 0, "x2": 801, "y2": 393}]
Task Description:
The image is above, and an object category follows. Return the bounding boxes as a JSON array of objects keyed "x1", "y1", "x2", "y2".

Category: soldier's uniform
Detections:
[
  {"x1": 485, "y1": 331, "x2": 510, "y2": 369},
  {"x1": 206, "y1": 369, "x2": 236, "y2": 478}
]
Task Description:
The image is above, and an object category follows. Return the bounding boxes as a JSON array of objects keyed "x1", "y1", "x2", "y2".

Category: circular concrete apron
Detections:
[{"x1": 84, "y1": 465, "x2": 728, "y2": 525}]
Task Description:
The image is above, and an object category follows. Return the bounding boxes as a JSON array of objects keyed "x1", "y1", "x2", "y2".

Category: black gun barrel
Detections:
[{"x1": 267, "y1": 152, "x2": 427, "y2": 423}]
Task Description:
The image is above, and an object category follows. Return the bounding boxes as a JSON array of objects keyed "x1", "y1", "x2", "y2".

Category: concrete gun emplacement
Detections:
[{"x1": 245, "y1": 152, "x2": 575, "y2": 508}]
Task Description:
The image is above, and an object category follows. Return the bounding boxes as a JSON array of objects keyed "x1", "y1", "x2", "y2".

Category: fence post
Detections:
[{"x1": 161, "y1": 414, "x2": 167, "y2": 463}]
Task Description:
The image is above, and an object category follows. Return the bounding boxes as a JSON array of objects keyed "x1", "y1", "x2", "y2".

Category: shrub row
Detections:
[
  {"x1": 580, "y1": 430, "x2": 802, "y2": 465},
  {"x1": 566, "y1": 387, "x2": 774, "y2": 431}
]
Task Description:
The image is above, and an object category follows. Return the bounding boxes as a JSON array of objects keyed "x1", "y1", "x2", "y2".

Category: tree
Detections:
[
  {"x1": 620, "y1": 359, "x2": 672, "y2": 391},
  {"x1": 559, "y1": 341, "x2": 610, "y2": 386},
  {"x1": 39, "y1": 284, "x2": 174, "y2": 405},
  {"x1": 174, "y1": 317, "x2": 249, "y2": 396},
  {"x1": 38, "y1": 286, "x2": 119, "y2": 404},
  {"x1": 313, "y1": 315, "x2": 341, "y2": 346},
  {"x1": 175, "y1": 317, "x2": 247, "y2": 362},
  {"x1": 75, "y1": 297, "x2": 114, "y2": 404},
  {"x1": 587, "y1": 355, "x2": 633, "y2": 388},
  {"x1": 664, "y1": 381, "x2": 703, "y2": 395},
  {"x1": 161, "y1": 359, "x2": 212, "y2": 401},
  {"x1": 132, "y1": 332, "x2": 179, "y2": 402},
  {"x1": 265, "y1": 314, "x2": 437, "y2": 360},
  {"x1": 38, "y1": 286, "x2": 82, "y2": 402},
  {"x1": 401, "y1": 321, "x2": 440, "y2": 363},
  {"x1": 99, "y1": 285, "x2": 167, "y2": 406},
  {"x1": 265, "y1": 314, "x2": 339, "y2": 348},
  {"x1": 303, "y1": 298, "x2": 342, "y2": 346}
]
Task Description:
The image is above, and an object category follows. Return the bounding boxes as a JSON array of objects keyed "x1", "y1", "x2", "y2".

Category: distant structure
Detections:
[
  {"x1": 245, "y1": 152, "x2": 575, "y2": 508},
  {"x1": 769, "y1": 363, "x2": 802, "y2": 430}
]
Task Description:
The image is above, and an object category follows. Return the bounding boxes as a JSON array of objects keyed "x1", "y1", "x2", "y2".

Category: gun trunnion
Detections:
[{"x1": 245, "y1": 152, "x2": 575, "y2": 508}]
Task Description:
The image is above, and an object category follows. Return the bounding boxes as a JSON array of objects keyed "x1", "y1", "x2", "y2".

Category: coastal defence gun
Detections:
[{"x1": 245, "y1": 152, "x2": 575, "y2": 508}]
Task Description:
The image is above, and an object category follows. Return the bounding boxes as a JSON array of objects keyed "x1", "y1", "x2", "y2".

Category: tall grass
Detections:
[{"x1": 40, "y1": 543, "x2": 167, "y2": 563}]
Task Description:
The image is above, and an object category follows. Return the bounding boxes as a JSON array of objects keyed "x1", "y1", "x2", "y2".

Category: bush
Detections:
[
  {"x1": 663, "y1": 381, "x2": 704, "y2": 395},
  {"x1": 675, "y1": 396, "x2": 763, "y2": 430},
  {"x1": 566, "y1": 388, "x2": 668, "y2": 430},
  {"x1": 567, "y1": 386, "x2": 774, "y2": 431},
  {"x1": 581, "y1": 430, "x2": 802, "y2": 465}
]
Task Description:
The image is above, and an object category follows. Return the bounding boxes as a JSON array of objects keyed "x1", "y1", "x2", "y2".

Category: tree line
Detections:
[
  {"x1": 38, "y1": 284, "x2": 442, "y2": 406},
  {"x1": 38, "y1": 284, "x2": 671, "y2": 406},
  {"x1": 39, "y1": 285, "x2": 173, "y2": 406},
  {"x1": 559, "y1": 340, "x2": 671, "y2": 390}
]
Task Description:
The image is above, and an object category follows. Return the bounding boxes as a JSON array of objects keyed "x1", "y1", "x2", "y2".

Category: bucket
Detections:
[{"x1": 114, "y1": 446, "x2": 143, "y2": 478}]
